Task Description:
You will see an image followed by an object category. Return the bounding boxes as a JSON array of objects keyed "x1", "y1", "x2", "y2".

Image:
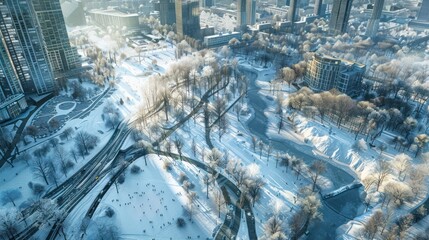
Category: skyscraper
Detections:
[
  {"x1": 329, "y1": 0, "x2": 353, "y2": 35},
  {"x1": 365, "y1": 0, "x2": 384, "y2": 37},
  {"x1": 0, "y1": 0, "x2": 54, "y2": 95},
  {"x1": 176, "y1": 0, "x2": 201, "y2": 39},
  {"x1": 417, "y1": 0, "x2": 429, "y2": 22},
  {"x1": 159, "y1": 0, "x2": 176, "y2": 25},
  {"x1": 314, "y1": 0, "x2": 323, "y2": 16},
  {"x1": 237, "y1": 0, "x2": 256, "y2": 27},
  {"x1": 287, "y1": 0, "x2": 298, "y2": 22},
  {"x1": 32, "y1": 0, "x2": 81, "y2": 79}
]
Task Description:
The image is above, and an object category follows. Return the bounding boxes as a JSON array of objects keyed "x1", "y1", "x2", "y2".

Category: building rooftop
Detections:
[
  {"x1": 89, "y1": 8, "x2": 139, "y2": 17},
  {"x1": 204, "y1": 32, "x2": 240, "y2": 39}
]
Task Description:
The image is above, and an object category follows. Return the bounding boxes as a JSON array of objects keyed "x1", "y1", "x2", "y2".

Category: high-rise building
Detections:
[
  {"x1": 237, "y1": 0, "x2": 256, "y2": 27},
  {"x1": 417, "y1": 0, "x2": 429, "y2": 22},
  {"x1": 365, "y1": 0, "x2": 384, "y2": 37},
  {"x1": 32, "y1": 0, "x2": 81, "y2": 79},
  {"x1": 304, "y1": 54, "x2": 365, "y2": 95},
  {"x1": 288, "y1": 0, "x2": 298, "y2": 22},
  {"x1": 0, "y1": 0, "x2": 54, "y2": 95},
  {"x1": 314, "y1": 0, "x2": 323, "y2": 16},
  {"x1": 200, "y1": 0, "x2": 214, "y2": 8},
  {"x1": 176, "y1": 0, "x2": 201, "y2": 39},
  {"x1": 159, "y1": 0, "x2": 176, "y2": 25},
  {"x1": 329, "y1": 0, "x2": 353, "y2": 35}
]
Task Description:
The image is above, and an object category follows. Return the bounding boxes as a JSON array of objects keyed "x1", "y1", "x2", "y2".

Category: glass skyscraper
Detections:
[{"x1": 32, "y1": 0, "x2": 81, "y2": 78}]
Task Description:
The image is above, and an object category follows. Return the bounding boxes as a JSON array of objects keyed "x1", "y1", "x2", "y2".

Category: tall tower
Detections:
[
  {"x1": 176, "y1": 0, "x2": 200, "y2": 39},
  {"x1": 159, "y1": 0, "x2": 176, "y2": 25},
  {"x1": 314, "y1": 0, "x2": 323, "y2": 16},
  {"x1": 365, "y1": 0, "x2": 384, "y2": 37},
  {"x1": 417, "y1": 0, "x2": 429, "y2": 22},
  {"x1": 32, "y1": 0, "x2": 81, "y2": 79},
  {"x1": 237, "y1": 0, "x2": 256, "y2": 27},
  {"x1": 329, "y1": 0, "x2": 353, "y2": 35},
  {"x1": 0, "y1": 0, "x2": 54, "y2": 95},
  {"x1": 287, "y1": 0, "x2": 298, "y2": 22}
]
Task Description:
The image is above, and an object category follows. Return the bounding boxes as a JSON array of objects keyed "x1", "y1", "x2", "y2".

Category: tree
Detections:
[
  {"x1": 414, "y1": 134, "x2": 429, "y2": 157},
  {"x1": 25, "y1": 125, "x2": 39, "y2": 142},
  {"x1": 130, "y1": 165, "x2": 141, "y2": 174},
  {"x1": 364, "y1": 160, "x2": 392, "y2": 192},
  {"x1": 281, "y1": 67, "x2": 296, "y2": 88},
  {"x1": 32, "y1": 157, "x2": 50, "y2": 185},
  {"x1": 60, "y1": 127, "x2": 74, "y2": 141},
  {"x1": 74, "y1": 131, "x2": 99, "y2": 155},
  {"x1": 15, "y1": 151, "x2": 31, "y2": 166},
  {"x1": 185, "y1": 191, "x2": 197, "y2": 220},
  {"x1": 0, "y1": 189, "x2": 22, "y2": 207},
  {"x1": 392, "y1": 153, "x2": 411, "y2": 181},
  {"x1": 173, "y1": 137, "x2": 184, "y2": 160},
  {"x1": 207, "y1": 148, "x2": 223, "y2": 169},
  {"x1": 54, "y1": 146, "x2": 72, "y2": 177},
  {"x1": 0, "y1": 208, "x2": 21, "y2": 239},
  {"x1": 359, "y1": 210, "x2": 384, "y2": 240},
  {"x1": 246, "y1": 177, "x2": 265, "y2": 207},
  {"x1": 263, "y1": 216, "x2": 287, "y2": 240},
  {"x1": 383, "y1": 181, "x2": 413, "y2": 208},
  {"x1": 309, "y1": 161, "x2": 326, "y2": 192}
]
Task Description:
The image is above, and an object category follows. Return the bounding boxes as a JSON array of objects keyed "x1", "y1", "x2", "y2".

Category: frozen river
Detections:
[{"x1": 241, "y1": 67, "x2": 364, "y2": 239}]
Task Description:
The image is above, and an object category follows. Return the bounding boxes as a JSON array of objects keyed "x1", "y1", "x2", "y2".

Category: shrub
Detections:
[
  {"x1": 176, "y1": 217, "x2": 186, "y2": 228},
  {"x1": 163, "y1": 161, "x2": 172, "y2": 171},
  {"x1": 178, "y1": 172, "x2": 188, "y2": 183},
  {"x1": 117, "y1": 174, "x2": 125, "y2": 184},
  {"x1": 105, "y1": 207, "x2": 115, "y2": 218},
  {"x1": 130, "y1": 165, "x2": 141, "y2": 174}
]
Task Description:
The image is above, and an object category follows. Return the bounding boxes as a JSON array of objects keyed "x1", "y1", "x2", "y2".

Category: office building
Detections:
[
  {"x1": 176, "y1": 0, "x2": 201, "y2": 39},
  {"x1": 366, "y1": 0, "x2": 385, "y2": 37},
  {"x1": 304, "y1": 54, "x2": 365, "y2": 95},
  {"x1": 32, "y1": 0, "x2": 81, "y2": 79},
  {"x1": 314, "y1": 0, "x2": 323, "y2": 16},
  {"x1": 0, "y1": 0, "x2": 54, "y2": 95},
  {"x1": 288, "y1": 0, "x2": 298, "y2": 23},
  {"x1": 200, "y1": 0, "x2": 214, "y2": 8},
  {"x1": 237, "y1": 0, "x2": 256, "y2": 27},
  {"x1": 158, "y1": 0, "x2": 176, "y2": 25},
  {"x1": 417, "y1": 0, "x2": 429, "y2": 22},
  {"x1": 329, "y1": 0, "x2": 353, "y2": 35},
  {"x1": 60, "y1": 0, "x2": 86, "y2": 27},
  {"x1": 203, "y1": 32, "x2": 240, "y2": 47}
]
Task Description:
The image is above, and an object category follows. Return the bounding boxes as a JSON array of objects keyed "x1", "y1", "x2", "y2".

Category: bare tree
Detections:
[
  {"x1": 392, "y1": 153, "x2": 411, "y2": 181},
  {"x1": 32, "y1": 157, "x2": 50, "y2": 185},
  {"x1": 0, "y1": 189, "x2": 22, "y2": 207},
  {"x1": 60, "y1": 127, "x2": 74, "y2": 141},
  {"x1": 207, "y1": 148, "x2": 223, "y2": 169},
  {"x1": 25, "y1": 125, "x2": 39, "y2": 142},
  {"x1": 0, "y1": 208, "x2": 21, "y2": 239},
  {"x1": 173, "y1": 137, "x2": 184, "y2": 160},
  {"x1": 246, "y1": 177, "x2": 265, "y2": 207},
  {"x1": 74, "y1": 131, "x2": 99, "y2": 155},
  {"x1": 309, "y1": 161, "x2": 326, "y2": 192},
  {"x1": 263, "y1": 216, "x2": 287, "y2": 240},
  {"x1": 383, "y1": 181, "x2": 413, "y2": 208},
  {"x1": 364, "y1": 160, "x2": 392, "y2": 192}
]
